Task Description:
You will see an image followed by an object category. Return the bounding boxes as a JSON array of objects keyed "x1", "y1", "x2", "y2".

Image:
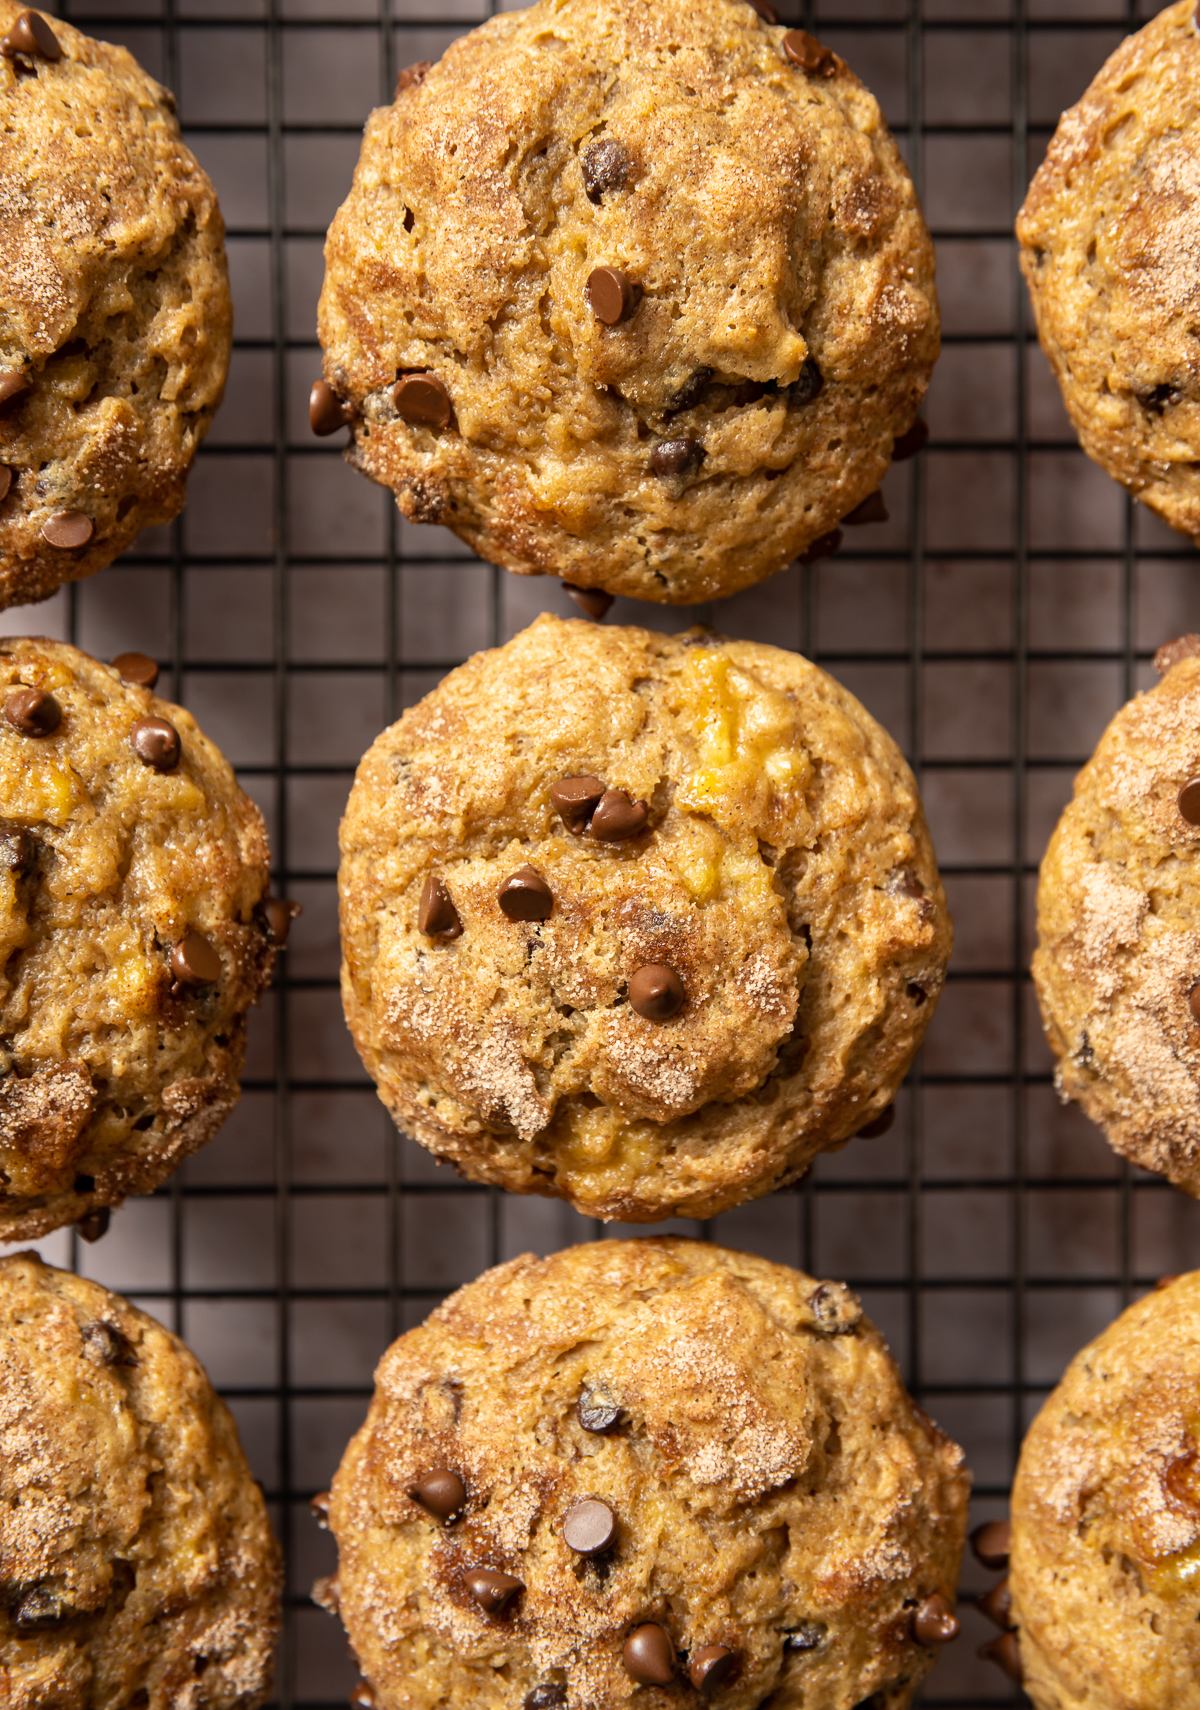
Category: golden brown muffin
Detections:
[
  {"x1": 323, "y1": 1239, "x2": 970, "y2": 1710},
  {"x1": 1009, "y1": 1272, "x2": 1200, "y2": 1710},
  {"x1": 338, "y1": 615, "x2": 950, "y2": 1223},
  {"x1": 0, "y1": 637, "x2": 277, "y2": 1242},
  {"x1": 0, "y1": 1250, "x2": 280, "y2": 1710},
  {"x1": 1034, "y1": 637, "x2": 1200, "y2": 1195},
  {"x1": 0, "y1": 4, "x2": 231, "y2": 609},
  {"x1": 316, "y1": 0, "x2": 938, "y2": 605},
  {"x1": 1017, "y1": 0, "x2": 1200, "y2": 542}
]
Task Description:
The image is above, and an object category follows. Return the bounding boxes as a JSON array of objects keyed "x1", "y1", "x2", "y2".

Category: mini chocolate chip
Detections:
[
  {"x1": 1155, "y1": 633, "x2": 1200, "y2": 674},
  {"x1": 311, "y1": 1574, "x2": 340, "y2": 1613},
  {"x1": 783, "y1": 1623, "x2": 824, "y2": 1652},
  {"x1": 1132, "y1": 380, "x2": 1181, "y2": 412},
  {"x1": 310, "y1": 1490, "x2": 332, "y2": 1528},
  {"x1": 394, "y1": 372, "x2": 452, "y2": 429},
  {"x1": 0, "y1": 11, "x2": 60, "y2": 58},
  {"x1": 419, "y1": 874, "x2": 463, "y2": 939},
  {"x1": 171, "y1": 932, "x2": 222, "y2": 988},
  {"x1": 1179, "y1": 778, "x2": 1200, "y2": 824},
  {"x1": 0, "y1": 825, "x2": 31, "y2": 870},
  {"x1": 782, "y1": 28, "x2": 835, "y2": 72},
  {"x1": 350, "y1": 1683, "x2": 378, "y2": 1710},
  {"x1": 408, "y1": 1469, "x2": 466, "y2": 1522},
  {"x1": 395, "y1": 59, "x2": 433, "y2": 94},
  {"x1": 577, "y1": 1387, "x2": 623, "y2": 1432},
  {"x1": 309, "y1": 379, "x2": 351, "y2": 436},
  {"x1": 689, "y1": 1646, "x2": 741, "y2": 1692},
  {"x1": 747, "y1": 0, "x2": 779, "y2": 19},
  {"x1": 666, "y1": 367, "x2": 714, "y2": 412},
  {"x1": 978, "y1": 1632, "x2": 1022, "y2": 1683},
  {"x1": 790, "y1": 358, "x2": 823, "y2": 405},
  {"x1": 551, "y1": 776, "x2": 606, "y2": 834},
  {"x1": 524, "y1": 1687, "x2": 567, "y2": 1710},
  {"x1": 463, "y1": 1569, "x2": 523, "y2": 1615},
  {"x1": 843, "y1": 490, "x2": 888, "y2": 526},
  {"x1": 264, "y1": 897, "x2": 302, "y2": 946},
  {"x1": 588, "y1": 788, "x2": 648, "y2": 841},
  {"x1": 562, "y1": 1497, "x2": 616, "y2": 1556},
  {"x1": 130, "y1": 715, "x2": 181, "y2": 771},
  {"x1": 0, "y1": 468, "x2": 11, "y2": 503},
  {"x1": 111, "y1": 651, "x2": 159, "y2": 689},
  {"x1": 976, "y1": 1577, "x2": 1013, "y2": 1630},
  {"x1": 629, "y1": 964, "x2": 685, "y2": 1021},
  {"x1": 12, "y1": 1586, "x2": 65, "y2": 1629},
  {"x1": 913, "y1": 1593, "x2": 959, "y2": 1644},
  {"x1": 892, "y1": 418, "x2": 930, "y2": 461},
  {"x1": 74, "y1": 1174, "x2": 95, "y2": 1194},
  {"x1": 650, "y1": 438, "x2": 705, "y2": 483},
  {"x1": 41, "y1": 510, "x2": 93, "y2": 549},
  {"x1": 81, "y1": 1321, "x2": 136, "y2": 1367},
  {"x1": 623, "y1": 1624, "x2": 676, "y2": 1686},
  {"x1": 798, "y1": 528, "x2": 842, "y2": 565},
  {"x1": 4, "y1": 687, "x2": 59, "y2": 737},
  {"x1": 78, "y1": 1207, "x2": 110, "y2": 1243},
  {"x1": 856, "y1": 1104, "x2": 894, "y2": 1139},
  {"x1": 582, "y1": 138, "x2": 634, "y2": 201},
  {"x1": 587, "y1": 266, "x2": 635, "y2": 326},
  {"x1": 886, "y1": 865, "x2": 925, "y2": 900},
  {"x1": 970, "y1": 1518, "x2": 1011, "y2": 1571},
  {"x1": 498, "y1": 865, "x2": 553, "y2": 922},
  {"x1": 0, "y1": 373, "x2": 29, "y2": 412},
  {"x1": 563, "y1": 583, "x2": 615, "y2": 621},
  {"x1": 807, "y1": 1280, "x2": 862, "y2": 1334}
]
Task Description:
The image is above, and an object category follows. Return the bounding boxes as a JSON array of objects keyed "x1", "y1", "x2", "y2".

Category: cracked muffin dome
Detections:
[
  {"x1": 338, "y1": 614, "x2": 951, "y2": 1223},
  {"x1": 0, "y1": 636, "x2": 277, "y2": 1242},
  {"x1": 1034, "y1": 635, "x2": 1200, "y2": 1196},
  {"x1": 316, "y1": 0, "x2": 938, "y2": 605},
  {"x1": 0, "y1": 1251, "x2": 280, "y2": 1710},
  {"x1": 1017, "y1": 0, "x2": 1200, "y2": 543},
  {"x1": 0, "y1": 3, "x2": 231, "y2": 610},
  {"x1": 1009, "y1": 1272, "x2": 1200, "y2": 1710},
  {"x1": 322, "y1": 1239, "x2": 970, "y2": 1710}
]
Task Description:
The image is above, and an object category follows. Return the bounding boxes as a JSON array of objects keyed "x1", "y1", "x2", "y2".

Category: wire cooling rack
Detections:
[{"x1": 10, "y1": 0, "x2": 1200, "y2": 1702}]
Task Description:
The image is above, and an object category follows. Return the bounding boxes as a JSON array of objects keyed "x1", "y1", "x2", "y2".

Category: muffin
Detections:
[
  {"x1": 1009, "y1": 1272, "x2": 1200, "y2": 1710},
  {"x1": 339, "y1": 614, "x2": 950, "y2": 1223},
  {"x1": 0, "y1": 4, "x2": 231, "y2": 609},
  {"x1": 0, "y1": 1250, "x2": 280, "y2": 1710},
  {"x1": 1034, "y1": 635, "x2": 1200, "y2": 1194},
  {"x1": 1017, "y1": 0, "x2": 1200, "y2": 542},
  {"x1": 321, "y1": 1238, "x2": 970, "y2": 1710},
  {"x1": 316, "y1": 0, "x2": 938, "y2": 605},
  {"x1": 0, "y1": 637, "x2": 281, "y2": 1241}
]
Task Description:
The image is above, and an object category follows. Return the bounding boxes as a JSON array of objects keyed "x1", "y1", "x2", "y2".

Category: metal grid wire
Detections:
[{"x1": 9, "y1": 0, "x2": 1200, "y2": 1701}]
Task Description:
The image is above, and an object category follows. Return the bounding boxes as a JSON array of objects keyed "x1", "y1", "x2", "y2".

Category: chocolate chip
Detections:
[
  {"x1": 588, "y1": 788, "x2": 648, "y2": 841},
  {"x1": 310, "y1": 1490, "x2": 332, "y2": 1528},
  {"x1": 563, "y1": 583, "x2": 615, "y2": 621},
  {"x1": 417, "y1": 874, "x2": 463, "y2": 939},
  {"x1": 350, "y1": 1683, "x2": 378, "y2": 1710},
  {"x1": 732, "y1": 379, "x2": 772, "y2": 407},
  {"x1": 1132, "y1": 380, "x2": 1181, "y2": 412},
  {"x1": 1179, "y1": 778, "x2": 1200, "y2": 824},
  {"x1": 629, "y1": 964, "x2": 685, "y2": 1021},
  {"x1": 577, "y1": 1387, "x2": 623, "y2": 1432},
  {"x1": 747, "y1": 0, "x2": 779, "y2": 20},
  {"x1": 1155, "y1": 633, "x2": 1200, "y2": 674},
  {"x1": 0, "y1": 826, "x2": 31, "y2": 870},
  {"x1": 394, "y1": 372, "x2": 452, "y2": 429},
  {"x1": 74, "y1": 1174, "x2": 95, "y2": 1194},
  {"x1": 264, "y1": 897, "x2": 302, "y2": 946},
  {"x1": 913, "y1": 1593, "x2": 958, "y2": 1644},
  {"x1": 783, "y1": 1623, "x2": 824, "y2": 1652},
  {"x1": 650, "y1": 438, "x2": 705, "y2": 484},
  {"x1": 976, "y1": 1577, "x2": 1013, "y2": 1630},
  {"x1": 524, "y1": 1687, "x2": 567, "y2": 1710},
  {"x1": 4, "y1": 687, "x2": 59, "y2": 737},
  {"x1": 407, "y1": 1469, "x2": 466, "y2": 1522},
  {"x1": 782, "y1": 28, "x2": 835, "y2": 72},
  {"x1": 130, "y1": 715, "x2": 181, "y2": 772},
  {"x1": 12, "y1": 1586, "x2": 66, "y2": 1629},
  {"x1": 81, "y1": 1321, "x2": 136, "y2": 1367},
  {"x1": 666, "y1": 368, "x2": 714, "y2": 412},
  {"x1": 395, "y1": 59, "x2": 433, "y2": 94},
  {"x1": 969, "y1": 1518, "x2": 1011, "y2": 1571},
  {"x1": 463, "y1": 1569, "x2": 523, "y2": 1615},
  {"x1": 0, "y1": 468, "x2": 11, "y2": 503},
  {"x1": 41, "y1": 510, "x2": 93, "y2": 549},
  {"x1": 498, "y1": 865, "x2": 553, "y2": 922},
  {"x1": 886, "y1": 865, "x2": 925, "y2": 900},
  {"x1": 111, "y1": 651, "x2": 158, "y2": 689},
  {"x1": 892, "y1": 418, "x2": 930, "y2": 461},
  {"x1": 587, "y1": 266, "x2": 636, "y2": 326},
  {"x1": 623, "y1": 1624, "x2": 676, "y2": 1686},
  {"x1": 798, "y1": 528, "x2": 842, "y2": 565},
  {"x1": 562, "y1": 1497, "x2": 616, "y2": 1556},
  {"x1": 551, "y1": 776, "x2": 606, "y2": 835},
  {"x1": 855, "y1": 1104, "x2": 894, "y2": 1139},
  {"x1": 1190, "y1": 984, "x2": 1200, "y2": 1024},
  {"x1": 843, "y1": 490, "x2": 888, "y2": 526},
  {"x1": 978, "y1": 1632, "x2": 1022, "y2": 1683},
  {"x1": 78, "y1": 1208, "x2": 110, "y2": 1243},
  {"x1": 689, "y1": 1646, "x2": 741, "y2": 1692},
  {"x1": 582, "y1": 138, "x2": 634, "y2": 202},
  {"x1": 0, "y1": 373, "x2": 29, "y2": 412},
  {"x1": 790, "y1": 358, "x2": 823, "y2": 406},
  {"x1": 0, "y1": 11, "x2": 61, "y2": 59},
  {"x1": 171, "y1": 932, "x2": 221, "y2": 988},
  {"x1": 309, "y1": 379, "x2": 351, "y2": 436},
  {"x1": 807, "y1": 1280, "x2": 862, "y2": 1334}
]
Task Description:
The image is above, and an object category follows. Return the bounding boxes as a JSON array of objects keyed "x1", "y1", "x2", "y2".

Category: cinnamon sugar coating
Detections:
[
  {"x1": 0, "y1": 1252, "x2": 280, "y2": 1710},
  {"x1": 317, "y1": 0, "x2": 938, "y2": 604},
  {"x1": 0, "y1": 3, "x2": 230, "y2": 609},
  {"x1": 328, "y1": 1239, "x2": 969, "y2": 1710},
  {"x1": 1010, "y1": 1273, "x2": 1200, "y2": 1710},
  {"x1": 1034, "y1": 651, "x2": 1200, "y2": 1194},
  {"x1": 1017, "y1": 0, "x2": 1200, "y2": 542},
  {"x1": 338, "y1": 615, "x2": 950, "y2": 1223}
]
